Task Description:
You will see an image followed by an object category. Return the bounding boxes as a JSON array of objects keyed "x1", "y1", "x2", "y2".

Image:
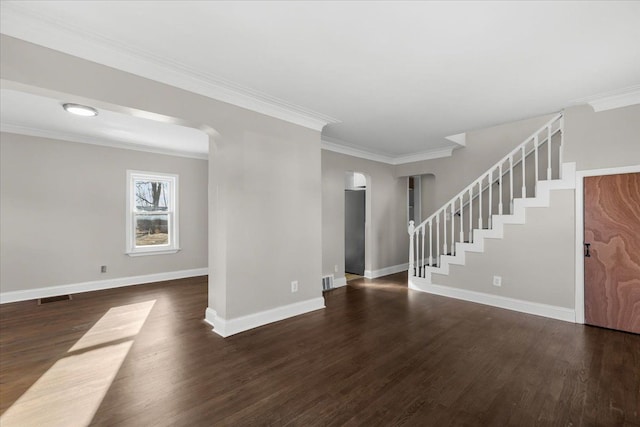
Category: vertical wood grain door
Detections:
[{"x1": 584, "y1": 172, "x2": 640, "y2": 334}]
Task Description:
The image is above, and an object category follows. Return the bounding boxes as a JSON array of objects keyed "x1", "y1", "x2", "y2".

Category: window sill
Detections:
[{"x1": 126, "y1": 248, "x2": 181, "y2": 257}]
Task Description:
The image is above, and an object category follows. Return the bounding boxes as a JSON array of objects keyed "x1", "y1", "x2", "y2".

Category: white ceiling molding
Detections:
[
  {"x1": 321, "y1": 136, "x2": 395, "y2": 164},
  {"x1": 321, "y1": 136, "x2": 453, "y2": 165},
  {"x1": 573, "y1": 85, "x2": 640, "y2": 113},
  {"x1": 0, "y1": 2, "x2": 340, "y2": 132},
  {"x1": 445, "y1": 132, "x2": 466, "y2": 146},
  {"x1": 391, "y1": 148, "x2": 455, "y2": 165},
  {"x1": 1, "y1": 123, "x2": 208, "y2": 160}
]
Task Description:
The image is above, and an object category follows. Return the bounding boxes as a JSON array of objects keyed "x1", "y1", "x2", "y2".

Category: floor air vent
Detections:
[
  {"x1": 38, "y1": 295, "x2": 73, "y2": 305},
  {"x1": 322, "y1": 275, "x2": 334, "y2": 291}
]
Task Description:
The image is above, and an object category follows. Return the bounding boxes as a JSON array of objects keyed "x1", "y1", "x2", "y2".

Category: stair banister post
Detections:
[
  {"x1": 450, "y1": 202, "x2": 455, "y2": 255},
  {"x1": 559, "y1": 116, "x2": 564, "y2": 178},
  {"x1": 509, "y1": 155, "x2": 514, "y2": 213},
  {"x1": 547, "y1": 124, "x2": 553, "y2": 180},
  {"x1": 442, "y1": 208, "x2": 447, "y2": 257},
  {"x1": 488, "y1": 171, "x2": 493, "y2": 229},
  {"x1": 408, "y1": 221, "x2": 415, "y2": 277},
  {"x1": 478, "y1": 178, "x2": 483, "y2": 230},
  {"x1": 459, "y1": 195, "x2": 464, "y2": 243},
  {"x1": 436, "y1": 213, "x2": 440, "y2": 267},
  {"x1": 428, "y1": 220, "x2": 433, "y2": 267},
  {"x1": 420, "y1": 225, "x2": 426, "y2": 278},
  {"x1": 534, "y1": 135, "x2": 539, "y2": 196},
  {"x1": 521, "y1": 145, "x2": 526, "y2": 198},
  {"x1": 498, "y1": 162, "x2": 503, "y2": 215},
  {"x1": 468, "y1": 188, "x2": 473, "y2": 242}
]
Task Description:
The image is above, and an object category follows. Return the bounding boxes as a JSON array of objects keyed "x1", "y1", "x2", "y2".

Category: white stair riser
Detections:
[{"x1": 414, "y1": 162, "x2": 575, "y2": 284}]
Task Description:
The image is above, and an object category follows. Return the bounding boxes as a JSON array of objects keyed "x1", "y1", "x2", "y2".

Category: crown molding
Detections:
[
  {"x1": 391, "y1": 147, "x2": 454, "y2": 164},
  {"x1": 445, "y1": 132, "x2": 466, "y2": 146},
  {"x1": 1, "y1": 123, "x2": 208, "y2": 160},
  {"x1": 572, "y1": 84, "x2": 640, "y2": 112},
  {"x1": 321, "y1": 136, "x2": 395, "y2": 164},
  {"x1": 0, "y1": 3, "x2": 340, "y2": 132},
  {"x1": 321, "y1": 136, "x2": 454, "y2": 165}
]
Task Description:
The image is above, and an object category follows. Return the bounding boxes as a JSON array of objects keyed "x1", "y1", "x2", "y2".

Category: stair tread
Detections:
[{"x1": 409, "y1": 119, "x2": 573, "y2": 284}]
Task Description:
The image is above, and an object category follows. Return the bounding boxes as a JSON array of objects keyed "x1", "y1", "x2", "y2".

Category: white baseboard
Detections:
[
  {"x1": 333, "y1": 277, "x2": 347, "y2": 288},
  {"x1": 409, "y1": 279, "x2": 575, "y2": 323},
  {"x1": 364, "y1": 262, "x2": 409, "y2": 279},
  {"x1": 0, "y1": 268, "x2": 208, "y2": 304},
  {"x1": 205, "y1": 297, "x2": 326, "y2": 338}
]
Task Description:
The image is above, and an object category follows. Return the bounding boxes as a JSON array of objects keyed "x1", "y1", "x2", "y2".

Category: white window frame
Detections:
[{"x1": 126, "y1": 170, "x2": 180, "y2": 256}]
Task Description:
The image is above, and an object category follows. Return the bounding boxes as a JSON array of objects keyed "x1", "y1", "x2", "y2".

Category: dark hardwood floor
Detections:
[{"x1": 1, "y1": 273, "x2": 638, "y2": 426}]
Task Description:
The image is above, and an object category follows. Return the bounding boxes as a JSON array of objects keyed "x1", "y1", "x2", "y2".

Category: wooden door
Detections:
[{"x1": 584, "y1": 172, "x2": 640, "y2": 334}]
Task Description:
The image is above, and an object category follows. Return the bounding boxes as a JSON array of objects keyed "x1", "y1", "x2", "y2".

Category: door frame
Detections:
[{"x1": 574, "y1": 164, "x2": 640, "y2": 324}]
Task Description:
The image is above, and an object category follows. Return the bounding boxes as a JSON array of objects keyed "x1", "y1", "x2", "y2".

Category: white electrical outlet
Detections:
[
  {"x1": 334, "y1": 264, "x2": 338, "y2": 273},
  {"x1": 100, "y1": 265, "x2": 107, "y2": 273},
  {"x1": 493, "y1": 276, "x2": 502, "y2": 287},
  {"x1": 291, "y1": 280, "x2": 298, "y2": 293}
]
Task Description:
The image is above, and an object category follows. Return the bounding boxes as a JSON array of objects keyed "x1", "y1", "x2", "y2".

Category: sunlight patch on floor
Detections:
[
  {"x1": 70, "y1": 300, "x2": 155, "y2": 352},
  {"x1": 0, "y1": 300, "x2": 156, "y2": 427},
  {"x1": 350, "y1": 281, "x2": 408, "y2": 292}
]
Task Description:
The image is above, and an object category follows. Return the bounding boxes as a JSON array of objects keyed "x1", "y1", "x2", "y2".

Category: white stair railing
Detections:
[{"x1": 409, "y1": 113, "x2": 563, "y2": 278}]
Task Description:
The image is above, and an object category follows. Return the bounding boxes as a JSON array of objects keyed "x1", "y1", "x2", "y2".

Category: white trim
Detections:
[
  {"x1": 409, "y1": 279, "x2": 575, "y2": 323},
  {"x1": 126, "y1": 249, "x2": 180, "y2": 257},
  {"x1": 1, "y1": 123, "x2": 209, "y2": 160},
  {"x1": 321, "y1": 136, "x2": 454, "y2": 165},
  {"x1": 444, "y1": 132, "x2": 466, "y2": 146},
  {"x1": 204, "y1": 307, "x2": 218, "y2": 328},
  {"x1": 333, "y1": 277, "x2": 347, "y2": 288},
  {"x1": 204, "y1": 297, "x2": 326, "y2": 338},
  {"x1": 571, "y1": 85, "x2": 640, "y2": 112},
  {"x1": 0, "y1": 3, "x2": 339, "y2": 132},
  {"x1": 322, "y1": 137, "x2": 395, "y2": 164},
  {"x1": 392, "y1": 148, "x2": 455, "y2": 165},
  {"x1": 0, "y1": 268, "x2": 208, "y2": 304},
  {"x1": 364, "y1": 263, "x2": 409, "y2": 279},
  {"x1": 574, "y1": 164, "x2": 640, "y2": 325}
]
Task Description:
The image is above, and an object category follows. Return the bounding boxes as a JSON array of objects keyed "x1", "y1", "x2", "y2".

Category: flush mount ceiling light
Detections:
[{"x1": 62, "y1": 103, "x2": 98, "y2": 117}]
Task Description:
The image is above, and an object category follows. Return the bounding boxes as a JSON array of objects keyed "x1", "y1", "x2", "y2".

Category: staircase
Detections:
[{"x1": 408, "y1": 113, "x2": 576, "y2": 316}]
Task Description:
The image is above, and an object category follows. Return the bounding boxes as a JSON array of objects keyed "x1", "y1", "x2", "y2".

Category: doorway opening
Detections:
[
  {"x1": 345, "y1": 172, "x2": 366, "y2": 280},
  {"x1": 408, "y1": 175, "x2": 422, "y2": 225}
]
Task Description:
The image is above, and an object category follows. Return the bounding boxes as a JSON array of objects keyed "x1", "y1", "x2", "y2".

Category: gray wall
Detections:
[
  {"x1": 564, "y1": 104, "x2": 640, "y2": 171},
  {"x1": 432, "y1": 190, "x2": 575, "y2": 308},
  {"x1": 396, "y1": 114, "x2": 556, "y2": 213},
  {"x1": 215, "y1": 127, "x2": 323, "y2": 319},
  {"x1": 322, "y1": 150, "x2": 407, "y2": 280},
  {"x1": 1, "y1": 35, "x2": 323, "y2": 322},
  {"x1": 420, "y1": 174, "x2": 436, "y2": 221},
  {"x1": 0, "y1": 133, "x2": 208, "y2": 292},
  {"x1": 2, "y1": 34, "x2": 637, "y2": 322},
  {"x1": 421, "y1": 104, "x2": 639, "y2": 310}
]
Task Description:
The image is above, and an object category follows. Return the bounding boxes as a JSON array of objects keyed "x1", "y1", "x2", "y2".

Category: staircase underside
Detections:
[{"x1": 409, "y1": 162, "x2": 577, "y2": 323}]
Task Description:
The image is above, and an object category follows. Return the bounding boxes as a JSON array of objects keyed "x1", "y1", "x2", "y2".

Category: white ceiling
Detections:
[
  {"x1": 0, "y1": 89, "x2": 209, "y2": 158},
  {"x1": 1, "y1": 1, "x2": 640, "y2": 161}
]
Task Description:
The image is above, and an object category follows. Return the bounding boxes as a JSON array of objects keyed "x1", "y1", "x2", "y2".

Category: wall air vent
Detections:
[{"x1": 321, "y1": 275, "x2": 334, "y2": 291}]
